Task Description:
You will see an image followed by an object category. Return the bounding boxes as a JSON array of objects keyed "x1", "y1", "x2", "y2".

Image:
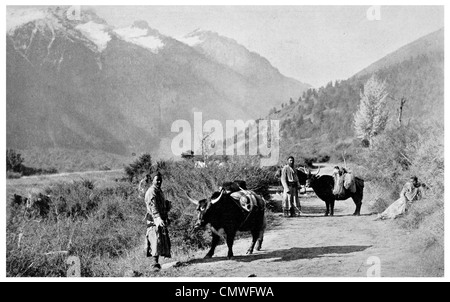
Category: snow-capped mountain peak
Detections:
[
  {"x1": 75, "y1": 21, "x2": 111, "y2": 52},
  {"x1": 113, "y1": 21, "x2": 164, "y2": 53},
  {"x1": 175, "y1": 28, "x2": 206, "y2": 46},
  {"x1": 6, "y1": 7, "x2": 61, "y2": 34},
  {"x1": 7, "y1": 7, "x2": 113, "y2": 53},
  {"x1": 6, "y1": 6, "x2": 310, "y2": 157}
]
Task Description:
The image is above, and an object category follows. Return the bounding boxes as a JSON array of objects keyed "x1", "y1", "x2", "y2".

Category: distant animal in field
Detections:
[
  {"x1": 186, "y1": 180, "x2": 266, "y2": 259},
  {"x1": 297, "y1": 167, "x2": 364, "y2": 216}
]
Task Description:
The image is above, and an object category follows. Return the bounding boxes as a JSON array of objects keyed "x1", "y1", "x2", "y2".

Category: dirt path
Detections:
[{"x1": 167, "y1": 194, "x2": 423, "y2": 278}]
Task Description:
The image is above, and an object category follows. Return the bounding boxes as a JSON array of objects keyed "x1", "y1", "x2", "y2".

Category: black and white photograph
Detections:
[{"x1": 3, "y1": 2, "x2": 446, "y2": 281}]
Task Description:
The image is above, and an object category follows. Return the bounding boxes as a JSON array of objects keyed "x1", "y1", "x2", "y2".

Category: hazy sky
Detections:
[
  {"x1": 77, "y1": 6, "x2": 443, "y2": 87},
  {"x1": 93, "y1": 5, "x2": 443, "y2": 87}
]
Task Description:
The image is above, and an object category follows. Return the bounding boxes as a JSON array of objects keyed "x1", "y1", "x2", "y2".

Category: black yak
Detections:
[
  {"x1": 297, "y1": 167, "x2": 364, "y2": 216},
  {"x1": 187, "y1": 181, "x2": 266, "y2": 259}
]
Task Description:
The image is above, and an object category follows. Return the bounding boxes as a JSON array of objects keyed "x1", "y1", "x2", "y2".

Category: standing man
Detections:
[
  {"x1": 280, "y1": 156, "x2": 302, "y2": 217},
  {"x1": 145, "y1": 172, "x2": 172, "y2": 271}
]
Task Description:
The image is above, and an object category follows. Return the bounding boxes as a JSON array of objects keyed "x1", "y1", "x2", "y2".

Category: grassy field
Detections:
[
  {"x1": 5, "y1": 156, "x2": 282, "y2": 277},
  {"x1": 6, "y1": 169, "x2": 124, "y2": 197},
  {"x1": 17, "y1": 148, "x2": 132, "y2": 173}
]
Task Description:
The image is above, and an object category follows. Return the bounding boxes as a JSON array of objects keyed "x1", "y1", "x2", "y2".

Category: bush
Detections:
[
  {"x1": 7, "y1": 171, "x2": 22, "y2": 179},
  {"x1": 398, "y1": 192, "x2": 444, "y2": 276},
  {"x1": 7, "y1": 149, "x2": 24, "y2": 172},
  {"x1": 316, "y1": 154, "x2": 330, "y2": 163},
  {"x1": 6, "y1": 149, "x2": 58, "y2": 176},
  {"x1": 6, "y1": 178, "x2": 144, "y2": 276},
  {"x1": 355, "y1": 121, "x2": 444, "y2": 275},
  {"x1": 7, "y1": 155, "x2": 281, "y2": 276},
  {"x1": 22, "y1": 166, "x2": 58, "y2": 176},
  {"x1": 124, "y1": 153, "x2": 153, "y2": 182}
]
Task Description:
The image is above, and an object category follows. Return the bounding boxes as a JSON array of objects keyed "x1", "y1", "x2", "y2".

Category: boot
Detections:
[
  {"x1": 289, "y1": 208, "x2": 296, "y2": 217},
  {"x1": 152, "y1": 256, "x2": 161, "y2": 271}
]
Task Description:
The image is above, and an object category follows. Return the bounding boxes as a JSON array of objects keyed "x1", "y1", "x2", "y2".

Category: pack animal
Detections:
[
  {"x1": 297, "y1": 167, "x2": 364, "y2": 216},
  {"x1": 187, "y1": 181, "x2": 266, "y2": 259}
]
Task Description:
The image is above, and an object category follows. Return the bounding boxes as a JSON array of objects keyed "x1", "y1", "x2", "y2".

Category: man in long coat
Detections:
[
  {"x1": 145, "y1": 172, "x2": 171, "y2": 271},
  {"x1": 280, "y1": 156, "x2": 301, "y2": 217}
]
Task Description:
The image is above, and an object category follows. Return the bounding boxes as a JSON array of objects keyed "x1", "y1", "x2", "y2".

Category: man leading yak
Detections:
[{"x1": 280, "y1": 156, "x2": 302, "y2": 217}]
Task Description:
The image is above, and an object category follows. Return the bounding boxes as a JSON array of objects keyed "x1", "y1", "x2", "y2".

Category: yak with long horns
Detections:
[
  {"x1": 297, "y1": 167, "x2": 364, "y2": 216},
  {"x1": 187, "y1": 181, "x2": 266, "y2": 259}
]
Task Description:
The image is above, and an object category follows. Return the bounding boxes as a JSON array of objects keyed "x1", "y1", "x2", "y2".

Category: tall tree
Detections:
[{"x1": 353, "y1": 75, "x2": 390, "y2": 147}]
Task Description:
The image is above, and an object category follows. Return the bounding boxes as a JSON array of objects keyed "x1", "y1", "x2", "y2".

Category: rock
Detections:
[
  {"x1": 162, "y1": 261, "x2": 182, "y2": 269},
  {"x1": 124, "y1": 269, "x2": 142, "y2": 277}
]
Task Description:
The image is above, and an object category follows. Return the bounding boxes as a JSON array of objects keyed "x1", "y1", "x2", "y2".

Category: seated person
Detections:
[{"x1": 375, "y1": 176, "x2": 423, "y2": 220}]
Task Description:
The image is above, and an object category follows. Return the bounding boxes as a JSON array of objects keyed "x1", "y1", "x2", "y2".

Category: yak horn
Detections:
[
  {"x1": 210, "y1": 190, "x2": 224, "y2": 204},
  {"x1": 185, "y1": 192, "x2": 199, "y2": 205},
  {"x1": 298, "y1": 166, "x2": 307, "y2": 174},
  {"x1": 315, "y1": 166, "x2": 321, "y2": 175}
]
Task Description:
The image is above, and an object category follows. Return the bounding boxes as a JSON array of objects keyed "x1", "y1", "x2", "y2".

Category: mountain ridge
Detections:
[
  {"x1": 6, "y1": 7, "x2": 309, "y2": 158},
  {"x1": 266, "y1": 27, "x2": 444, "y2": 161},
  {"x1": 353, "y1": 28, "x2": 444, "y2": 79}
]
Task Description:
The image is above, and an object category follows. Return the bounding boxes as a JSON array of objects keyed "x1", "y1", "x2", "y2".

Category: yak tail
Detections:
[
  {"x1": 355, "y1": 177, "x2": 365, "y2": 189},
  {"x1": 260, "y1": 215, "x2": 266, "y2": 242}
]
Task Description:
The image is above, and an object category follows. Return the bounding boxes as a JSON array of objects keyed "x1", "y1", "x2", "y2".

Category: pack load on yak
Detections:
[
  {"x1": 221, "y1": 181, "x2": 264, "y2": 213},
  {"x1": 230, "y1": 189, "x2": 261, "y2": 212},
  {"x1": 332, "y1": 166, "x2": 356, "y2": 198}
]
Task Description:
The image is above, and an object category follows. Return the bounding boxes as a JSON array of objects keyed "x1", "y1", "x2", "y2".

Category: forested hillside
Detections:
[{"x1": 268, "y1": 28, "x2": 443, "y2": 163}]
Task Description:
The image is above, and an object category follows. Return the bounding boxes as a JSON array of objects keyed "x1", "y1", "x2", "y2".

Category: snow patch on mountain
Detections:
[
  {"x1": 114, "y1": 26, "x2": 147, "y2": 39},
  {"x1": 176, "y1": 29, "x2": 207, "y2": 47},
  {"x1": 6, "y1": 8, "x2": 51, "y2": 34},
  {"x1": 114, "y1": 26, "x2": 164, "y2": 53},
  {"x1": 75, "y1": 21, "x2": 111, "y2": 52},
  {"x1": 177, "y1": 35, "x2": 204, "y2": 47}
]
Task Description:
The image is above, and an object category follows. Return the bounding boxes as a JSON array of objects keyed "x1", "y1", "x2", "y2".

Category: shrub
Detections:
[
  {"x1": 7, "y1": 155, "x2": 282, "y2": 276},
  {"x1": 7, "y1": 149, "x2": 24, "y2": 172},
  {"x1": 398, "y1": 192, "x2": 444, "y2": 276},
  {"x1": 124, "y1": 153, "x2": 153, "y2": 182},
  {"x1": 316, "y1": 154, "x2": 330, "y2": 163},
  {"x1": 7, "y1": 171, "x2": 22, "y2": 179},
  {"x1": 22, "y1": 166, "x2": 58, "y2": 176},
  {"x1": 6, "y1": 149, "x2": 58, "y2": 176},
  {"x1": 358, "y1": 125, "x2": 420, "y2": 187},
  {"x1": 355, "y1": 121, "x2": 444, "y2": 275},
  {"x1": 6, "y1": 179, "x2": 145, "y2": 276}
]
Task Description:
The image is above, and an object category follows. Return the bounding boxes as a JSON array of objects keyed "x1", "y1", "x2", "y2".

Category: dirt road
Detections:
[
  {"x1": 7, "y1": 165, "x2": 426, "y2": 278},
  {"x1": 167, "y1": 193, "x2": 423, "y2": 278}
]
